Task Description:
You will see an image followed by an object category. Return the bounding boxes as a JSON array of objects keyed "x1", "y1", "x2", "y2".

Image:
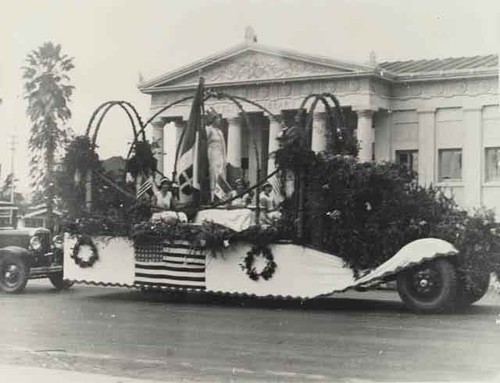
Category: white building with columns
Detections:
[{"x1": 139, "y1": 36, "x2": 499, "y2": 215}]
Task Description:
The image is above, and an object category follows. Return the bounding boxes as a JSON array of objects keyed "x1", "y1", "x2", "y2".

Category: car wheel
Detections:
[
  {"x1": 0, "y1": 255, "x2": 29, "y2": 294},
  {"x1": 457, "y1": 271, "x2": 490, "y2": 307},
  {"x1": 49, "y1": 273, "x2": 74, "y2": 290},
  {"x1": 397, "y1": 258, "x2": 458, "y2": 313}
]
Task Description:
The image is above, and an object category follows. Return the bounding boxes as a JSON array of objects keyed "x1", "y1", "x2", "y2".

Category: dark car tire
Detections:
[
  {"x1": 457, "y1": 272, "x2": 490, "y2": 308},
  {"x1": 0, "y1": 255, "x2": 29, "y2": 294},
  {"x1": 397, "y1": 258, "x2": 458, "y2": 313},
  {"x1": 49, "y1": 273, "x2": 74, "y2": 290}
]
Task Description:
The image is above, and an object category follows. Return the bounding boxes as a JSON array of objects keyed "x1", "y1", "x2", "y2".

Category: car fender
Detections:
[
  {"x1": 353, "y1": 238, "x2": 458, "y2": 288},
  {"x1": 0, "y1": 246, "x2": 31, "y2": 265}
]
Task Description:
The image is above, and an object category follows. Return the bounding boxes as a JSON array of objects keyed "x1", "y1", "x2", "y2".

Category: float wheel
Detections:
[
  {"x1": 397, "y1": 258, "x2": 458, "y2": 313},
  {"x1": 457, "y1": 271, "x2": 490, "y2": 307},
  {"x1": 49, "y1": 273, "x2": 74, "y2": 290},
  {"x1": 0, "y1": 255, "x2": 29, "y2": 294}
]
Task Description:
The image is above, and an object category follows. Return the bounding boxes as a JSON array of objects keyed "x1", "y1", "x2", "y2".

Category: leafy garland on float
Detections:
[
  {"x1": 64, "y1": 211, "x2": 284, "y2": 280},
  {"x1": 131, "y1": 219, "x2": 232, "y2": 258},
  {"x1": 131, "y1": 219, "x2": 284, "y2": 261},
  {"x1": 71, "y1": 235, "x2": 99, "y2": 268}
]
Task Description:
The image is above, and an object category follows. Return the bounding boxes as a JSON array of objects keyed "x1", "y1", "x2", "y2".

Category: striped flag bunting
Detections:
[
  {"x1": 134, "y1": 241, "x2": 206, "y2": 290},
  {"x1": 136, "y1": 178, "x2": 153, "y2": 198}
]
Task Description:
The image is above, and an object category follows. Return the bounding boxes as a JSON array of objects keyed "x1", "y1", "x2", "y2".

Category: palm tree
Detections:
[{"x1": 23, "y1": 42, "x2": 74, "y2": 232}]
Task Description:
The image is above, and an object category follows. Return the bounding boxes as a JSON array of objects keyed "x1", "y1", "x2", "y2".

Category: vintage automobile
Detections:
[{"x1": 0, "y1": 202, "x2": 70, "y2": 293}]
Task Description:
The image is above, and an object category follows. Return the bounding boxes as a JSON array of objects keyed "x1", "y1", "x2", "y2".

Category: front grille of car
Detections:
[{"x1": 36, "y1": 230, "x2": 52, "y2": 253}]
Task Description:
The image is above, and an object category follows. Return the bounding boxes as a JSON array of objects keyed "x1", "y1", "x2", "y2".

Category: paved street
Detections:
[{"x1": 1, "y1": 280, "x2": 500, "y2": 382}]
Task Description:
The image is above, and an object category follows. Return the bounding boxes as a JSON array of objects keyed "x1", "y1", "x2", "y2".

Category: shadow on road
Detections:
[
  {"x1": 81, "y1": 287, "x2": 500, "y2": 315},
  {"x1": 7, "y1": 281, "x2": 500, "y2": 316},
  {"x1": 79, "y1": 288, "x2": 398, "y2": 310}
]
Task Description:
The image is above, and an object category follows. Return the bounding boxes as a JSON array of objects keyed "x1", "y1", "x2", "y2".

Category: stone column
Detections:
[
  {"x1": 150, "y1": 118, "x2": 165, "y2": 174},
  {"x1": 174, "y1": 119, "x2": 185, "y2": 150},
  {"x1": 163, "y1": 121, "x2": 178, "y2": 177},
  {"x1": 355, "y1": 109, "x2": 375, "y2": 162},
  {"x1": 311, "y1": 112, "x2": 328, "y2": 153},
  {"x1": 417, "y1": 108, "x2": 436, "y2": 186},
  {"x1": 226, "y1": 116, "x2": 242, "y2": 168},
  {"x1": 463, "y1": 106, "x2": 483, "y2": 208},
  {"x1": 267, "y1": 116, "x2": 282, "y2": 174},
  {"x1": 373, "y1": 110, "x2": 392, "y2": 162}
]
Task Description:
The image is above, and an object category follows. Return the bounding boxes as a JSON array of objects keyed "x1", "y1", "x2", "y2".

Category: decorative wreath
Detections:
[
  {"x1": 71, "y1": 235, "x2": 99, "y2": 268},
  {"x1": 241, "y1": 245, "x2": 277, "y2": 281}
]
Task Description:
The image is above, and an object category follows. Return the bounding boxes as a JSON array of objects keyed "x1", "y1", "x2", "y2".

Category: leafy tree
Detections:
[{"x1": 22, "y1": 42, "x2": 74, "y2": 231}]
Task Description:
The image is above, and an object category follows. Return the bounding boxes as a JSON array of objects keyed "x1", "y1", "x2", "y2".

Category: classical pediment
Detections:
[
  {"x1": 140, "y1": 43, "x2": 373, "y2": 92},
  {"x1": 168, "y1": 51, "x2": 351, "y2": 86}
]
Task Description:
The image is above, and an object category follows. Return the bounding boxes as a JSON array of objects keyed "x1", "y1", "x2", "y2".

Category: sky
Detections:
[{"x1": 0, "y1": 0, "x2": 499, "y2": 196}]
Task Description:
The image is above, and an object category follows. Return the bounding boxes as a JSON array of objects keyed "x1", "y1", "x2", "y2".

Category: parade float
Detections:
[{"x1": 60, "y1": 78, "x2": 499, "y2": 313}]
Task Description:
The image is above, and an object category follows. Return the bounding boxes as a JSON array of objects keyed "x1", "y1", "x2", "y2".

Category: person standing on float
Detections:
[
  {"x1": 151, "y1": 178, "x2": 174, "y2": 210},
  {"x1": 205, "y1": 108, "x2": 228, "y2": 202}
]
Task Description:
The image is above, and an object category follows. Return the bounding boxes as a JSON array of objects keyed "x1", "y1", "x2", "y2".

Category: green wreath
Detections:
[
  {"x1": 71, "y1": 235, "x2": 99, "y2": 268},
  {"x1": 241, "y1": 245, "x2": 277, "y2": 281}
]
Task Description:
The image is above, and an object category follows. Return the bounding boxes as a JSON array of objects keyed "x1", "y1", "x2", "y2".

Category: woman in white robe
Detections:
[
  {"x1": 150, "y1": 178, "x2": 187, "y2": 223},
  {"x1": 205, "y1": 110, "x2": 227, "y2": 202}
]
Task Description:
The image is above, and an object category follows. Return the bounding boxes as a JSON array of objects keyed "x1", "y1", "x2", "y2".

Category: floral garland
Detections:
[
  {"x1": 241, "y1": 245, "x2": 277, "y2": 281},
  {"x1": 71, "y1": 235, "x2": 99, "y2": 268},
  {"x1": 131, "y1": 219, "x2": 287, "y2": 258},
  {"x1": 65, "y1": 214, "x2": 253, "y2": 257},
  {"x1": 131, "y1": 219, "x2": 233, "y2": 257}
]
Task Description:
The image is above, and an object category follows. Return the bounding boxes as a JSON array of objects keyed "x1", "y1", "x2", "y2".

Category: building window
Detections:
[
  {"x1": 485, "y1": 147, "x2": 500, "y2": 182},
  {"x1": 396, "y1": 150, "x2": 419, "y2": 173},
  {"x1": 24, "y1": 218, "x2": 45, "y2": 228},
  {"x1": 438, "y1": 149, "x2": 462, "y2": 181}
]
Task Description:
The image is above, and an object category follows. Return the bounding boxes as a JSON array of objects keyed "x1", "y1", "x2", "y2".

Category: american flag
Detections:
[
  {"x1": 136, "y1": 178, "x2": 153, "y2": 198},
  {"x1": 134, "y1": 240, "x2": 206, "y2": 290}
]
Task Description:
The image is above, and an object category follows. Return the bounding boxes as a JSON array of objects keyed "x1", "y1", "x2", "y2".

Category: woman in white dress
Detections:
[
  {"x1": 259, "y1": 182, "x2": 281, "y2": 225},
  {"x1": 227, "y1": 179, "x2": 252, "y2": 209},
  {"x1": 150, "y1": 178, "x2": 187, "y2": 223},
  {"x1": 205, "y1": 109, "x2": 227, "y2": 202}
]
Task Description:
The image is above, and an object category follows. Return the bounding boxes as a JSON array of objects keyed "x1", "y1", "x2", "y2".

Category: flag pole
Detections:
[{"x1": 192, "y1": 131, "x2": 200, "y2": 190}]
